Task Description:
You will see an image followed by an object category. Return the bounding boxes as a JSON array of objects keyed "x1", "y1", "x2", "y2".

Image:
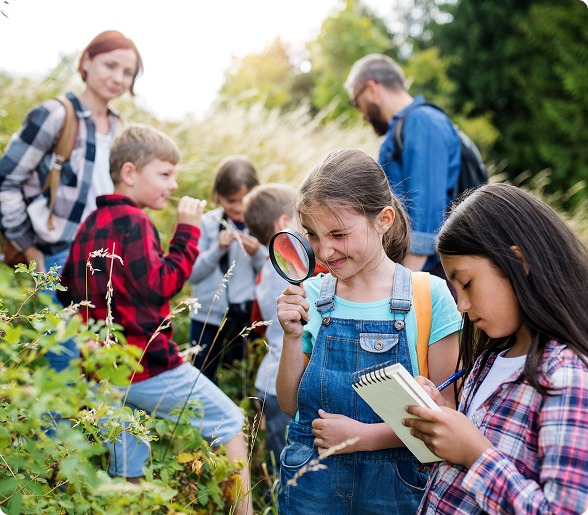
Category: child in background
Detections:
[
  {"x1": 189, "y1": 156, "x2": 266, "y2": 382},
  {"x1": 243, "y1": 183, "x2": 300, "y2": 474},
  {"x1": 276, "y1": 149, "x2": 462, "y2": 514},
  {"x1": 58, "y1": 125, "x2": 252, "y2": 514},
  {"x1": 404, "y1": 183, "x2": 588, "y2": 514}
]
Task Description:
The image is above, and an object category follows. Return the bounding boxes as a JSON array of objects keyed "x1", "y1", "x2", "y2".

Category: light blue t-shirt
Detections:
[{"x1": 301, "y1": 273, "x2": 462, "y2": 376}]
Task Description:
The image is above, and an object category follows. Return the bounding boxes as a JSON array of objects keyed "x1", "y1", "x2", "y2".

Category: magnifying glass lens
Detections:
[{"x1": 269, "y1": 230, "x2": 315, "y2": 285}]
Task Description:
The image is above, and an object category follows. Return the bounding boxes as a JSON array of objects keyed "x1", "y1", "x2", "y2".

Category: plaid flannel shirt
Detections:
[
  {"x1": 58, "y1": 194, "x2": 201, "y2": 383},
  {"x1": 0, "y1": 92, "x2": 121, "y2": 253},
  {"x1": 418, "y1": 339, "x2": 588, "y2": 514}
]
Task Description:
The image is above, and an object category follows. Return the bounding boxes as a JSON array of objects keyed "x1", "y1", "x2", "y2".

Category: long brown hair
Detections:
[
  {"x1": 297, "y1": 149, "x2": 410, "y2": 264},
  {"x1": 437, "y1": 183, "x2": 588, "y2": 399}
]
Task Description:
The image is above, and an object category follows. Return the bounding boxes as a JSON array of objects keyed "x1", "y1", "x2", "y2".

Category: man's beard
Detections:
[{"x1": 366, "y1": 102, "x2": 389, "y2": 136}]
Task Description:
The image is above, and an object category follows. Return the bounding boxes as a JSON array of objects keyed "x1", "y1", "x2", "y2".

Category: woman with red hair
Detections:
[
  {"x1": 0, "y1": 30, "x2": 142, "y2": 371},
  {"x1": 0, "y1": 30, "x2": 143, "y2": 274}
]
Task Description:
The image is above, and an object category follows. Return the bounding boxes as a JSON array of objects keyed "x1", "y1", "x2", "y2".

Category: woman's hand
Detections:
[
  {"x1": 403, "y1": 405, "x2": 492, "y2": 468},
  {"x1": 277, "y1": 284, "x2": 309, "y2": 339}
]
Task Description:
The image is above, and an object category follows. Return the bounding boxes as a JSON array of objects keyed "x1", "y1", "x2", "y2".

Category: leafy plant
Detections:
[{"x1": 0, "y1": 263, "x2": 246, "y2": 514}]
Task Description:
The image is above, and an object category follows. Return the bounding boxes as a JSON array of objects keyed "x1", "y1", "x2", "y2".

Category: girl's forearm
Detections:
[
  {"x1": 276, "y1": 336, "x2": 305, "y2": 417},
  {"x1": 359, "y1": 422, "x2": 405, "y2": 452}
]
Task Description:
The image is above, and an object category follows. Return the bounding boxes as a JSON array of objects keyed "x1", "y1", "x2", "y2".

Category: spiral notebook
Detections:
[{"x1": 352, "y1": 361, "x2": 443, "y2": 463}]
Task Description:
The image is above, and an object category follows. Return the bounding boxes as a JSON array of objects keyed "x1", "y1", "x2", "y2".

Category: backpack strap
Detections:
[
  {"x1": 412, "y1": 271, "x2": 432, "y2": 378},
  {"x1": 392, "y1": 101, "x2": 445, "y2": 161},
  {"x1": 42, "y1": 96, "x2": 78, "y2": 230}
]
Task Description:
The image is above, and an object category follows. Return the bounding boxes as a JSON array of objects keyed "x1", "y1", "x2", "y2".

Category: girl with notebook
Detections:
[{"x1": 405, "y1": 184, "x2": 588, "y2": 514}]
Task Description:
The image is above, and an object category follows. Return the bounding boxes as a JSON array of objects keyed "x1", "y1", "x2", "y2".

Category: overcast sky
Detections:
[{"x1": 1, "y1": 0, "x2": 390, "y2": 120}]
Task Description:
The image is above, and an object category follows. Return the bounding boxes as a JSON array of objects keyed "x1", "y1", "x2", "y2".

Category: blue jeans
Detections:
[
  {"x1": 107, "y1": 362, "x2": 244, "y2": 478},
  {"x1": 278, "y1": 266, "x2": 428, "y2": 514},
  {"x1": 43, "y1": 248, "x2": 79, "y2": 372}
]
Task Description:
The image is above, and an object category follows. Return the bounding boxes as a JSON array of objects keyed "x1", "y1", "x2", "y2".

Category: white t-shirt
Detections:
[
  {"x1": 466, "y1": 349, "x2": 527, "y2": 417},
  {"x1": 81, "y1": 132, "x2": 114, "y2": 220}
]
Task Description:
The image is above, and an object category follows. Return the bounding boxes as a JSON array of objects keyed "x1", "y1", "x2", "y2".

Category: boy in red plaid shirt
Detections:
[{"x1": 59, "y1": 125, "x2": 252, "y2": 513}]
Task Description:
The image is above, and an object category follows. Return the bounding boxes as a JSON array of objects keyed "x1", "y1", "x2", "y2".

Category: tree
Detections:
[
  {"x1": 217, "y1": 38, "x2": 303, "y2": 111},
  {"x1": 308, "y1": 0, "x2": 395, "y2": 119},
  {"x1": 403, "y1": 47, "x2": 499, "y2": 158},
  {"x1": 517, "y1": 3, "x2": 588, "y2": 193},
  {"x1": 433, "y1": 0, "x2": 588, "y2": 197}
]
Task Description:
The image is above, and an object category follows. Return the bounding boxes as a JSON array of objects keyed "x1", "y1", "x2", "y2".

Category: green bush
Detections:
[{"x1": 0, "y1": 263, "x2": 245, "y2": 514}]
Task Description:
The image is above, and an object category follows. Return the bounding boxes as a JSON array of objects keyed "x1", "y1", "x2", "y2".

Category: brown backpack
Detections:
[{"x1": 0, "y1": 96, "x2": 77, "y2": 266}]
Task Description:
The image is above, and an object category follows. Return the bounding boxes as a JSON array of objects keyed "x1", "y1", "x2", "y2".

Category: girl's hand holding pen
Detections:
[
  {"x1": 408, "y1": 370, "x2": 489, "y2": 467},
  {"x1": 414, "y1": 376, "x2": 447, "y2": 407}
]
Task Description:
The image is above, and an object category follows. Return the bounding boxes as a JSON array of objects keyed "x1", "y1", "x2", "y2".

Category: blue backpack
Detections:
[{"x1": 392, "y1": 102, "x2": 488, "y2": 200}]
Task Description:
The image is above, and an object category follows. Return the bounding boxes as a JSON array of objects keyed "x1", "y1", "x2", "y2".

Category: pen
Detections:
[{"x1": 437, "y1": 368, "x2": 466, "y2": 391}]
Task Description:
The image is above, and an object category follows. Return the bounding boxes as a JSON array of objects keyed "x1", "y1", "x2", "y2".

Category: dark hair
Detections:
[
  {"x1": 78, "y1": 30, "x2": 143, "y2": 95},
  {"x1": 297, "y1": 149, "x2": 410, "y2": 263},
  {"x1": 244, "y1": 183, "x2": 297, "y2": 246},
  {"x1": 211, "y1": 156, "x2": 259, "y2": 203},
  {"x1": 437, "y1": 183, "x2": 588, "y2": 397}
]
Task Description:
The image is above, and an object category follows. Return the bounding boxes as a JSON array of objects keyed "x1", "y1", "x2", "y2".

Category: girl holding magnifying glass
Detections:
[{"x1": 276, "y1": 149, "x2": 462, "y2": 514}]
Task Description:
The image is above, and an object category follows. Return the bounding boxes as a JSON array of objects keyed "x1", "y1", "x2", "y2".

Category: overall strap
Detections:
[
  {"x1": 389, "y1": 264, "x2": 412, "y2": 331},
  {"x1": 315, "y1": 273, "x2": 337, "y2": 316},
  {"x1": 389, "y1": 264, "x2": 412, "y2": 314}
]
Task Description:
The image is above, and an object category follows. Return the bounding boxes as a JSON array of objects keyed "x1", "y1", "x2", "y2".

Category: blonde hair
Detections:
[
  {"x1": 109, "y1": 124, "x2": 180, "y2": 183},
  {"x1": 298, "y1": 149, "x2": 410, "y2": 263},
  {"x1": 244, "y1": 183, "x2": 297, "y2": 246}
]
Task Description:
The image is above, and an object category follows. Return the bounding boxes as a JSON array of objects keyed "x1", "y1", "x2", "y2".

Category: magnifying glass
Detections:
[{"x1": 269, "y1": 229, "x2": 315, "y2": 285}]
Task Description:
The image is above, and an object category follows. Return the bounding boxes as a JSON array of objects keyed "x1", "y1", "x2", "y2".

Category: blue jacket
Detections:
[{"x1": 379, "y1": 95, "x2": 461, "y2": 270}]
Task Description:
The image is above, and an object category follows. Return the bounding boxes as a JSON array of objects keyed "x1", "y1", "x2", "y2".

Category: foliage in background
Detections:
[
  {"x1": 216, "y1": 0, "x2": 587, "y2": 201},
  {"x1": 432, "y1": 0, "x2": 588, "y2": 201},
  {"x1": 307, "y1": 0, "x2": 394, "y2": 120},
  {"x1": 215, "y1": 0, "x2": 499, "y2": 165},
  {"x1": 218, "y1": 38, "x2": 305, "y2": 112}
]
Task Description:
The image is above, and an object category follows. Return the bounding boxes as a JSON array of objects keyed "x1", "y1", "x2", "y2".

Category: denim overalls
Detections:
[{"x1": 279, "y1": 265, "x2": 428, "y2": 514}]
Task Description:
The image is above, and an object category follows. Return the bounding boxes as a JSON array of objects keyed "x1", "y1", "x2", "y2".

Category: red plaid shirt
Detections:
[
  {"x1": 59, "y1": 194, "x2": 201, "y2": 382},
  {"x1": 418, "y1": 339, "x2": 588, "y2": 514}
]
